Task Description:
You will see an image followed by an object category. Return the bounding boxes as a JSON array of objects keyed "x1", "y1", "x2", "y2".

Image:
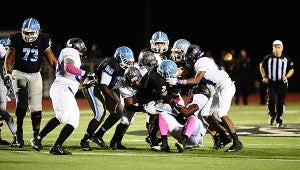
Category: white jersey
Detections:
[
  {"x1": 187, "y1": 93, "x2": 209, "y2": 118},
  {"x1": 195, "y1": 57, "x2": 236, "y2": 118},
  {"x1": 112, "y1": 77, "x2": 138, "y2": 125},
  {"x1": 194, "y1": 57, "x2": 230, "y2": 90},
  {"x1": 50, "y1": 47, "x2": 82, "y2": 128},
  {"x1": 55, "y1": 47, "x2": 82, "y2": 93},
  {"x1": 116, "y1": 79, "x2": 136, "y2": 99}
]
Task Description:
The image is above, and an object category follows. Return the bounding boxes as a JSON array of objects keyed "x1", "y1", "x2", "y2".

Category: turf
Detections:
[{"x1": 0, "y1": 103, "x2": 299, "y2": 170}]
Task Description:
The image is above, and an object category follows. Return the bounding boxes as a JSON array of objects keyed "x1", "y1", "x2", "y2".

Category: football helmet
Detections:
[
  {"x1": 188, "y1": 84, "x2": 211, "y2": 99},
  {"x1": 66, "y1": 37, "x2": 87, "y2": 56},
  {"x1": 150, "y1": 31, "x2": 169, "y2": 53},
  {"x1": 138, "y1": 50, "x2": 158, "y2": 68},
  {"x1": 114, "y1": 46, "x2": 135, "y2": 69},
  {"x1": 21, "y1": 18, "x2": 41, "y2": 43},
  {"x1": 124, "y1": 66, "x2": 142, "y2": 87},
  {"x1": 157, "y1": 59, "x2": 178, "y2": 79},
  {"x1": 170, "y1": 39, "x2": 191, "y2": 62},
  {"x1": 185, "y1": 44, "x2": 204, "y2": 65}
]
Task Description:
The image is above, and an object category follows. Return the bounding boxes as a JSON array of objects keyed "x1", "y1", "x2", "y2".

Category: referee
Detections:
[{"x1": 259, "y1": 40, "x2": 294, "y2": 127}]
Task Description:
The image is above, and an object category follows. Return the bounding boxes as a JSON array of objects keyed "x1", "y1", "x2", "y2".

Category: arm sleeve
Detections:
[{"x1": 65, "y1": 63, "x2": 83, "y2": 76}]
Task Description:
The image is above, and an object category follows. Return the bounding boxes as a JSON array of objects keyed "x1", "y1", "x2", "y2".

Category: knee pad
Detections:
[{"x1": 31, "y1": 111, "x2": 42, "y2": 122}]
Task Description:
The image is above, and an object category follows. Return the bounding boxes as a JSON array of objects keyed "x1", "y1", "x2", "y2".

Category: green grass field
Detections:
[{"x1": 1, "y1": 103, "x2": 300, "y2": 170}]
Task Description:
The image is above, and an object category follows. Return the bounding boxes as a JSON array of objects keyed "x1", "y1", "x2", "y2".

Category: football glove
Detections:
[
  {"x1": 82, "y1": 73, "x2": 98, "y2": 88},
  {"x1": 144, "y1": 101, "x2": 157, "y2": 115},
  {"x1": 4, "y1": 74, "x2": 13, "y2": 90}
]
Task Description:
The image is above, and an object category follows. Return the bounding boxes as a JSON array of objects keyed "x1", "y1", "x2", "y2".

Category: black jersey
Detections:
[
  {"x1": 9, "y1": 32, "x2": 52, "y2": 73},
  {"x1": 95, "y1": 57, "x2": 125, "y2": 89},
  {"x1": 137, "y1": 66, "x2": 173, "y2": 104}
]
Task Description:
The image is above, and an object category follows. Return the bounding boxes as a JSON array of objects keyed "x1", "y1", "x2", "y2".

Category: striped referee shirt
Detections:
[{"x1": 261, "y1": 54, "x2": 294, "y2": 82}]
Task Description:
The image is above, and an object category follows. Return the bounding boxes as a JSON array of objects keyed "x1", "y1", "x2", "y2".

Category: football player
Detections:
[
  {"x1": 169, "y1": 44, "x2": 243, "y2": 152},
  {"x1": 140, "y1": 31, "x2": 171, "y2": 66},
  {"x1": 4, "y1": 18, "x2": 57, "y2": 147},
  {"x1": 30, "y1": 37, "x2": 87, "y2": 155},
  {"x1": 138, "y1": 31, "x2": 173, "y2": 147},
  {"x1": 160, "y1": 84, "x2": 211, "y2": 152},
  {"x1": 108, "y1": 66, "x2": 157, "y2": 149},
  {"x1": 136, "y1": 59, "x2": 183, "y2": 151},
  {"x1": 80, "y1": 46, "x2": 135, "y2": 151},
  {"x1": 0, "y1": 38, "x2": 19, "y2": 146}
]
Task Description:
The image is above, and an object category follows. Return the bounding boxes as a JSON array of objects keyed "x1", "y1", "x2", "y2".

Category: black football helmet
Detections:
[
  {"x1": 66, "y1": 38, "x2": 87, "y2": 56},
  {"x1": 124, "y1": 66, "x2": 142, "y2": 88},
  {"x1": 185, "y1": 44, "x2": 204, "y2": 65},
  {"x1": 138, "y1": 50, "x2": 158, "y2": 68}
]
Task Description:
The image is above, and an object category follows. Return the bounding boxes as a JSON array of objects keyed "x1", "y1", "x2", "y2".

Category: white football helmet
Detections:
[
  {"x1": 114, "y1": 46, "x2": 135, "y2": 69},
  {"x1": 170, "y1": 39, "x2": 191, "y2": 62},
  {"x1": 150, "y1": 31, "x2": 169, "y2": 53},
  {"x1": 157, "y1": 59, "x2": 178, "y2": 79},
  {"x1": 21, "y1": 18, "x2": 41, "y2": 43}
]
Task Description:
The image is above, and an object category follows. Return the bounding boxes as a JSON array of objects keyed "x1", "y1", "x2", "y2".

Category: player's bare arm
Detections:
[
  {"x1": 124, "y1": 97, "x2": 144, "y2": 112},
  {"x1": 4, "y1": 48, "x2": 16, "y2": 73},
  {"x1": 186, "y1": 71, "x2": 205, "y2": 85},
  {"x1": 100, "y1": 84, "x2": 120, "y2": 111},
  {"x1": 45, "y1": 48, "x2": 58, "y2": 70},
  {"x1": 179, "y1": 104, "x2": 199, "y2": 117}
]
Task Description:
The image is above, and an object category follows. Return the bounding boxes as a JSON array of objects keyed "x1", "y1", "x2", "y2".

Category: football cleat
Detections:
[
  {"x1": 109, "y1": 141, "x2": 127, "y2": 150},
  {"x1": 30, "y1": 137, "x2": 43, "y2": 151},
  {"x1": 161, "y1": 143, "x2": 170, "y2": 152},
  {"x1": 220, "y1": 131, "x2": 232, "y2": 147},
  {"x1": 17, "y1": 138, "x2": 24, "y2": 148},
  {"x1": 91, "y1": 136, "x2": 109, "y2": 150},
  {"x1": 212, "y1": 134, "x2": 224, "y2": 150},
  {"x1": 145, "y1": 135, "x2": 162, "y2": 147},
  {"x1": 175, "y1": 143, "x2": 184, "y2": 153},
  {"x1": 175, "y1": 137, "x2": 188, "y2": 153},
  {"x1": 10, "y1": 137, "x2": 20, "y2": 147},
  {"x1": 80, "y1": 139, "x2": 91, "y2": 151},
  {"x1": 49, "y1": 145, "x2": 72, "y2": 155},
  {"x1": 225, "y1": 140, "x2": 244, "y2": 152}
]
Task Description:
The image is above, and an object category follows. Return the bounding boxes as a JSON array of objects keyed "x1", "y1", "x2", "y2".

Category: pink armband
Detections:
[{"x1": 65, "y1": 64, "x2": 82, "y2": 76}]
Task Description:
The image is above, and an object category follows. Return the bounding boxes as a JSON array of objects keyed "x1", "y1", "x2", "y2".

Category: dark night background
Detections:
[{"x1": 0, "y1": 1, "x2": 299, "y2": 92}]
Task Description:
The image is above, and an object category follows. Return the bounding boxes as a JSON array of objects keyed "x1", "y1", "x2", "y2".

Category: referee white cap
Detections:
[{"x1": 273, "y1": 40, "x2": 283, "y2": 46}]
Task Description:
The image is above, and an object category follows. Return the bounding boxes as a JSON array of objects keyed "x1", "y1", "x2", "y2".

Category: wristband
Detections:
[{"x1": 177, "y1": 79, "x2": 187, "y2": 85}]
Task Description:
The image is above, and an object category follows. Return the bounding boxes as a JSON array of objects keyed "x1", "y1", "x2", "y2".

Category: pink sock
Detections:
[
  {"x1": 183, "y1": 117, "x2": 196, "y2": 137},
  {"x1": 158, "y1": 114, "x2": 168, "y2": 136}
]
